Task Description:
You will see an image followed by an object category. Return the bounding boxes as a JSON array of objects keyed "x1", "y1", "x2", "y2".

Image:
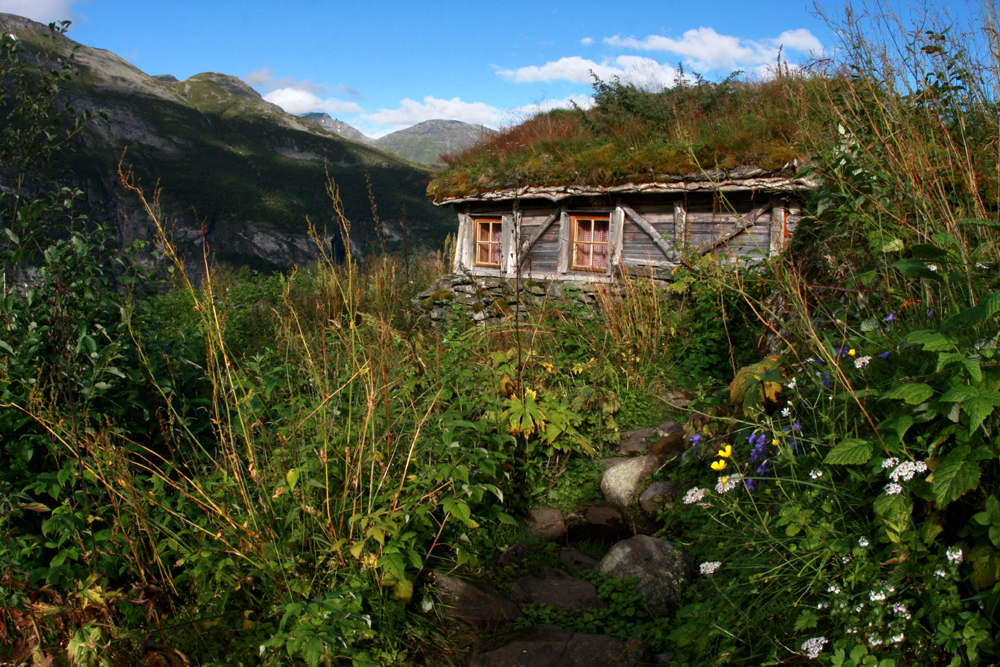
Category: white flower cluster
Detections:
[
  {"x1": 892, "y1": 602, "x2": 911, "y2": 619},
  {"x1": 810, "y1": 469, "x2": 824, "y2": 479},
  {"x1": 700, "y1": 561, "x2": 721, "y2": 575},
  {"x1": 854, "y1": 355, "x2": 872, "y2": 369},
  {"x1": 934, "y1": 567, "x2": 947, "y2": 579},
  {"x1": 889, "y1": 460, "x2": 928, "y2": 482},
  {"x1": 947, "y1": 546, "x2": 963, "y2": 564},
  {"x1": 683, "y1": 487, "x2": 707, "y2": 504},
  {"x1": 890, "y1": 633, "x2": 905, "y2": 644},
  {"x1": 882, "y1": 457, "x2": 899, "y2": 469},
  {"x1": 801, "y1": 636, "x2": 828, "y2": 659},
  {"x1": 715, "y1": 474, "x2": 743, "y2": 494},
  {"x1": 827, "y1": 583, "x2": 841, "y2": 594},
  {"x1": 842, "y1": 555, "x2": 851, "y2": 564},
  {"x1": 858, "y1": 537, "x2": 870, "y2": 548},
  {"x1": 884, "y1": 483, "x2": 903, "y2": 495},
  {"x1": 869, "y1": 589, "x2": 887, "y2": 602}
]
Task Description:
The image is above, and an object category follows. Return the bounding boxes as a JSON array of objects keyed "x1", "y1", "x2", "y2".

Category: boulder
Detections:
[
  {"x1": 559, "y1": 549, "x2": 598, "y2": 573},
  {"x1": 597, "y1": 535, "x2": 692, "y2": 616},
  {"x1": 510, "y1": 567, "x2": 605, "y2": 611},
  {"x1": 498, "y1": 540, "x2": 533, "y2": 567},
  {"x1": 469, "y1": 624, "x2": 649, "y2": 667},
  {"x1": 600, "y1": 456, "x2": 663, "y2": 507},
  {"x1": 598, "y1": 457, "x2": 630, "y2": 470},
  {"x1": 617, "y1": 428, "x2": 657, "y2": 455},
  {"x1": 432, "y1": 575, "x2": 522, "y2": 628},
  {"x1": 527, "y1": 508, "x2": 566, "y2": 541},
  {"x1": 639, "y1": 479, "x2": 679, "y2": 513}
]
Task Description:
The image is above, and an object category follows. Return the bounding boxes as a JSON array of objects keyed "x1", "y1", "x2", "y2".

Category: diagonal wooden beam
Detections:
[
  {"x1": 620, "y1": 203, "x2": 674, "y2": 259},
  {"x1": 696, "y1": 205, "x2": 770, "y2": 256},
  {"x1": 517, "y1": 207, "x2": 561, "y2": 268}
]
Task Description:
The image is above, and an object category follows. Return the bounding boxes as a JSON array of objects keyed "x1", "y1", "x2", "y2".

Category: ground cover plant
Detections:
[{"x1": 3, "y1": 4, "x2": 1000, "y2": 666}]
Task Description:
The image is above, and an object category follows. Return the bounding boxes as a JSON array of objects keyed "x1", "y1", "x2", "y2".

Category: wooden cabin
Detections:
[{"x1": 436, "y1": 170, "x2": 815, "y2": 283}]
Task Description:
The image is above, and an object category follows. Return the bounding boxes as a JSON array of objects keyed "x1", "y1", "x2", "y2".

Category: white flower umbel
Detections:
[
  {"x1": 889, "y1": 460, "x2": 928, "y2": 482},
  {"x1": 884, "y1": 483, "x2": 903, "y2": 495},
  {"x1": 801, "y1": 636, "x2": 828, "y2": 659},
  {"x1": 700, "y1": 561, "x2": 721, "y2": 575},
  {"x1": 947, "y1": 546, "x2": 964, "y2": 564},
  {"x1": 854, "y1": 355, "x2": 872, "y2": 369},
  {"x1": 683, "y1": 487, "x2": 707, "y2": 504},
  {"x1": 934, "y1": 567, "x2": 947, "y2": 579},
  {"x1": 858, "y1": 537, "x2": 870, "y2": 548},
  {"x1": 882, "y1": 457, "x2": 900, "y2": 469},
  {"x1": 715, "y1": 474, "x2": 743, "y2": 494}
]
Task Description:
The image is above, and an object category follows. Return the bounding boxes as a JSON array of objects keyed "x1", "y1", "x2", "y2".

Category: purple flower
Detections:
[
  {"x1": 689, "y1": 434, "x2": 702, "y2": 452},
  {"x1": 793, "y1": 419, "x2": 802, "y2": 432},
  {"x1": 878, "y1": 351, "x2": 891, "y2": 361},
  {"x1": 927, "y1": 309, "x2": 934, "y2": 317},
  {"x1": 822, "y1": 373, "x2": 831, "y2": 388},
  {"x1": 745, "y1": 479, "x2": 756, "y2": 491},
  {"x1": 884, "y1": 313, "x2": 895, "y2": 323}
]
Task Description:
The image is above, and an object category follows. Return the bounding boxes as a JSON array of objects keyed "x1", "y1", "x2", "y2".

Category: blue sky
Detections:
[{"x1": 0, "y1": 0, "x2": 975, "y2": 137}]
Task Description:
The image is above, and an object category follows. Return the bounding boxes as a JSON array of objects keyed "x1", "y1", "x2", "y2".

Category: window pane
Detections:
[
  {"x1": 491, "y1": 243, "x2": 501, "y2": 265},
  {"x1": 490, "y1": 223, "x2": 502, "y2": 243},
  {"x1": 593, "y1": 243, "x2": 608, "y2": 268},
  {"x1": 594, "y1": 219, "x2": 609, "y2": 243}
]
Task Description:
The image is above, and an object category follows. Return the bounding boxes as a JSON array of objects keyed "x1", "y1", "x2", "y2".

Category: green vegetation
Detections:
[{"x1": 3, "y1": 6, "x2": 1000, "y2": 667}]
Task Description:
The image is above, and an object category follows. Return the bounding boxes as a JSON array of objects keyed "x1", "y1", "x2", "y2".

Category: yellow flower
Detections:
[
  {"x1": 540, "y1": 362, "x2": 555, "y2": 373},
  {"x1": 772, "y1": 438, "x2": 780, "y2": 447},
  {"x1": 711, "y1": 459, "x2": 727, "y2": 471},
  {"x1": 717, "y1": 444, "x2": 732, "y2": 458},
  {"x1": 848, "y1": 348, "x2": 856, "y2": 356}
]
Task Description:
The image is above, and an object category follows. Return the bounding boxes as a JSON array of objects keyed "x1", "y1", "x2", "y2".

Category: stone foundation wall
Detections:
[{"x1": 412, "y1": 273, "x2": 667, "y2": 326}]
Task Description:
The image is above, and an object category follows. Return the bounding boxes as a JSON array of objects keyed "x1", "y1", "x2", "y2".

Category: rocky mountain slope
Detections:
[
  {"x1": 0, "y1": 13, "x2": 453, "y2": 275},
  {"x1": 301, "y1": 113, "x2": 495, "y2": 166}
]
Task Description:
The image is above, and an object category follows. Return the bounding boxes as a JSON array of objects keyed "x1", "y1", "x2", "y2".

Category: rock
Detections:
[
  {"x1": 617, "y1": 428, "x2": 657, "y2": 455},
  {"x1": 662, "y1": 391, "x2": 691, "y2": 410},
  {"x1": 639, "y1": 480, "x2": 679, "y2": 512},
  {"x1": 559, "y1": 549, "x2": 598, "y2": 572},
  {"x1": 510, "y1": 567, "x2": 605, "y2": 611},
  {"x1": 598, "y1": 457, "x2": 630, "y2": 469},
  {"x1": 469, "y1": 624, "x2": 649, "y2": 667},
  {"x1": 527, "y1": 508, "x2": 566, "y2": 541},
  {"x1": 433, "y1": 575, "x2": 522, "y2": 628},
  {"x1": 600, "y1": 455, "x2": 664, "y2": 507},
  {"x1": 648, "y1": 428, "x2": 687, "y2": 458},
  {"x1": 597, "y1": 535, "x2": 692, "y2": 616},
  {"x1": 583, "y1": 505, "x2": 623, "y2": 525},
  {"x1": 498, "y1": 540, "x2": 533, "y2": 567},
  {"x1": 566, "y1": 505, "x2": 634, "y2": 544}
]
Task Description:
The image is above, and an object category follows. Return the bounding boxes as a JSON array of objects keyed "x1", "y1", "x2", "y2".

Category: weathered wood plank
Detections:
[
  {"x1": 453, "y1": 212, "x2": 468, "y2": 272},
  {"x1": 518, "y1": 208, "x2": 561, "y2": 268},
  {"x1": 557, "y1": 209, "x2": 571, "y2": 274},
  {"x1": 609, "y1": 206, "x2": 625, "y2": 275},
  {"x1": 500, "y1": 214, "x2": 512, "y2": 274},
  {"x1": 695, "y1": 205, "x2": 770, "y2": 255},
  {"x1": 620, "y1": 203, "x2": 673, "y2": 260}
]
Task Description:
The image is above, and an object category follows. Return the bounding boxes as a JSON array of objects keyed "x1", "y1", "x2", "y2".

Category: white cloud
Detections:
[
  {"x1": 603, "y1": 26, "x2": 824, "y2": 70},
  {"x1": 263, "y1": 88, "x2": 363, "y2": 115},
  {"x1": 365, "y1": 95, "x2": 503, "y2": 129},
  {"x1": 580, "y1": 37, "x2": 594, "y2": 46},
  {"x1": 0, "y1": 0, "x2": 80, "y2": 24},
  {"x1": 497, "y1": 55, "x2": 681, "y2": 88}
]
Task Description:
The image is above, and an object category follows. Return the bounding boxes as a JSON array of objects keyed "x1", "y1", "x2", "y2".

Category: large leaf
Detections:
[
  {"x1": 931, "y1": 445, "x2": 981, "y2": 506},
  {"x1": 881, "y1": 382, "x2": 934, "y2": 405},
  {"x1": 905, "y1": 330, "x2": 957, "y2": 352},
  {"x1": 824, "y1": 438, "x2": 873, "y2": 465},
  {"x1": 873, "y1": 493, "x2": 912, "y2": 543}
]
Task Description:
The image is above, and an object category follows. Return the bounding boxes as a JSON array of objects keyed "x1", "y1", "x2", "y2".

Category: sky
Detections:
[{"x1": 0, "y1": 0, "x2": 978, "y2": 138}]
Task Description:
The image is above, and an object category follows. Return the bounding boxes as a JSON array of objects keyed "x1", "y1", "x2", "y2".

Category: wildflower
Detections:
[
  {"x1": 927, "y1": 309, "x2": 934, "y2": 317},
  {"x1": 842, "y1": 555, "x2": 851, "y2": 564},
  {"x1": 946, "y1": 546, "x2": 963, "y2": 564},
  {"x1": 934, "y1": 567, "x2": 947, "y2": 579},
  {"x1": 869, "y1": 637, "x2": 883, "y2": 647},
  {"x1": 822, "y1": 373, "x2": 831, "y2": 388},
  {"x1": 858, "y1": 537, "x2": 870, "y2": 548},
  {"x1": 848, "y1": 348, "x2": 856, "y2": 356},
  {"x1": 716, "y1": 474, "x2": 742, "y2": 493},
  {"x1": 854, "y1": 355, "x2": 872, "y2": 369},
  {"x1": 788, "y1": 378, "x2": 797, "y2": 389},
  {"x1": 855, "y1": 603, "x2": 865, "y2": 612},
  {"x1": 870, "y1": 589, "x2": 887, "y2": 602},
  {"x1": 711, "y1": 459, "x2": 727, "y2": 471},
  {"x1": 781, "y1": 406, "x2": 791, "y2": 417},
  {"x1": 682, "y1": 487, "x2": 706, "y2": 504},
  {"x1": 689, "y1": 434, "x2": 702, "y2": 448},
  {"x1": 540, "y1": 362, "x2": 555, "y2": 373},
  {"x1": 884, "y1": 483, "x2": 903, "y2": 495},
  {"x1": 892, "y1": 602, "x2": 910, "y2": 619},
  {"x1": 827, "y1": 584, "x2": 841, "y2": 594},
  {"x1": 882, "y1": 457, "x2": 899, "y2": 469},
  {"x1": 700, "y1": 561, "x2": 721, "y2": 575},
  {"x1": 889, "y1": 460, "x2": 928, "y2": 482},
  {"x1": 259, "y1": 646, "x2": 266, "y2": 657},
  {"x1": 890, "y1": 633, "x2": 905, "y2": 644},
  {"x1": 717, "y1": 444, "x2": 732, "y2": 458},
  {"x1": 846, "y1": 627, "x2": 857, "y2": 634},
  {"x1": 792, "y1": 419, "x2": 802, "y2": 432},
  {"x1": 976, "y1": 262, "x2": 987, "y2": 269},
  {"x1": 817, "y1": 602, "x2": 828, "y2": 609},
  {"x1": 810, "y1": 469, "x2": 823, "y2": 479},
  {"x1": 801, "y1": 636, "x2": 828, "y2": 659},
  {"x1": 927, "y1": 264, "x2": 939, "y2": 272},
  {"x1": 878, "y1": 350, "x2": 891, "y2": 361},
  {"x1": 884, "y1": 313, "x2": 895, "y2": 323},
  {"x1": 744, "y1": 478, "x2": 756, "y2": 491}
]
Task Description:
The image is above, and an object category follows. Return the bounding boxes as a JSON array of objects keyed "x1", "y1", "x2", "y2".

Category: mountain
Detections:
[
  {"x1": 374, "y1": 120, "x2": 496, "y2": 165},
  {"x1": 0, "y1": 14, "x2": 453, "y2": 275},
  {"x1": 302, "y1": 113, "x2": 373, "y2": 145}
]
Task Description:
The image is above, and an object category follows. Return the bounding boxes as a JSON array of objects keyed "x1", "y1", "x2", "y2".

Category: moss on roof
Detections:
[{"x1": 428, "y1": 74, "x2": 833, "y2": 203}]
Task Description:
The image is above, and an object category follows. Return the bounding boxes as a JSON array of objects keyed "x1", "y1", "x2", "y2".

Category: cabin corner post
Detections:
[
  {"x1": 557, "y1": 208, "x2": 571, "y2": 275},
  {"x1": 500, "y1": 211, "x2": 516, "y2": 276},
  {"x1": 462, "y1": 206, "x2": 475, "y2": 270},
  {"x1": 609, "y1": 204, "x2": 625, "y2": 276},
  {"x1": 770, "y1": 199, "x2": 786, "y2": 255},
  {"x1": 453, "y1": 209, "x2": 469, "y2": 272}
]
